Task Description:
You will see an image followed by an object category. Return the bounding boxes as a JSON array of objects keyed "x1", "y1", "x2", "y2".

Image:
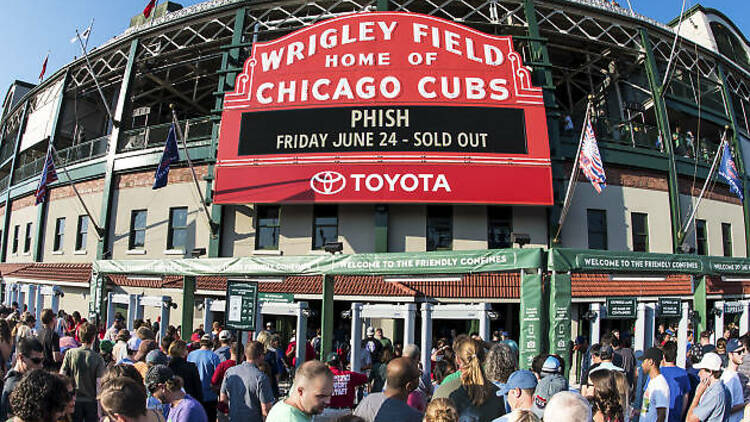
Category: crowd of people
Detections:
[{"x1": 3, "y1": 300, "x2": 750, "y2": 422}]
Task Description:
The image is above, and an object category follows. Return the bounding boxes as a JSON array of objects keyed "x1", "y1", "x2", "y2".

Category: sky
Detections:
[{"x1": 0, "y1": 0, "x2": 746, "y2": 104}]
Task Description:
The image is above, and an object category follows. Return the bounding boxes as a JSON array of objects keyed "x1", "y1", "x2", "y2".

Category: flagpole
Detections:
[
  {"x1": 170, "y1": 105, "x2": 217, "y2": 235},
  {"x1": 553, "y1": 99, "x2": 592, "y2": 243},
  {"x1": 75, "y1": 24, "x2": 118, "y2": 128},
  {"x1": 678, "y1": 128, "x2": 728, "y2": 249},
  {"x1": 50, "y1": 145, "x2": 105, "y2": 239}
]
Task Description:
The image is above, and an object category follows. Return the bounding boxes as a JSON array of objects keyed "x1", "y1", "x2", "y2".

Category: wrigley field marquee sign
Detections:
[{"x1": 215, "y1": 12, "x2": 553, "y2": 204}]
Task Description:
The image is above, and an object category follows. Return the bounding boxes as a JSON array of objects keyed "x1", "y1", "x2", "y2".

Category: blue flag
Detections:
[
  {"x1": 153, "y1": 124, "x2": 180, "y2": 190},
  {"x1": 35, "y1": 148, "x2": 58, "y2": 205},
  {"x1": 718, "y1": 142, "x2": 744, "y2": 201}
]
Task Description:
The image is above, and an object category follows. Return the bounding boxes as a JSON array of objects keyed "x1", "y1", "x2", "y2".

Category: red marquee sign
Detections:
[{"x1": 215, "y1": 12, "x2": 553, "y2": 205}]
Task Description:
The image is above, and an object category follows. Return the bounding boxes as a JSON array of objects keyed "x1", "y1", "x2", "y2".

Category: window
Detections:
[
  {"x1": 427, "y1": 206, "x2": 453, "y2": 251},
  {"x1": 587, "y1": 209, "x2": 607, "y2": 250},
  {"x1": 696, "y1": 219, "x2": 708, "y2": 255},
  {"x1": 722, "y1": 223, "x2": 732, "y2": 257},
  {"x1": 76, "y1": 215, "x2": 88, "y2": 251},
  {"x1": 255, "y1": 206, "x2": 280, "y2": 250},
  {"x1": 167, "y1": 207, "x2": 188, "y2": 250},
  {"x1": 487, "y1": 206, "x2": 512, "y2": 249},
  {"x1": 312, "y1": 205, "x2": 338, "y2": 250},
  {"x1": 11, "y1": 225, "x2": 18, "y2": 254},
  {"x1": 129, "y1": 210, "x2": 147, "y2": 249},
  {"x1": 53, "y1": 218, "x2": 65, "y2": 251},
  {"x1": 631, "y1": 213, "x2": 649, "y2": 252},
  {"x1": 23, "y1": 222, "x2": 32, "y2": 253}
]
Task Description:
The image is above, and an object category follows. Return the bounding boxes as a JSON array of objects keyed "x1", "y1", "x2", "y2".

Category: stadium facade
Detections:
[{"x1": 0, "y1": 0, "x2": 749, "y2": 374}]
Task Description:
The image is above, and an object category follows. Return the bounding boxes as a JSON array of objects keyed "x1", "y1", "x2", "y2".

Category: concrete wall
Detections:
[
  {"x1": 389, "y1": 205, "x2": 426, "y2": 252},
  {"x1": 59, "y1": 286, "x2": 90, "y2": 315},
  {"x1": 680, "y1": 194, "x2": 747, "y2": 257},
  {"x1": 559, "y1": 183, "x2": 673, "y2": 253}
]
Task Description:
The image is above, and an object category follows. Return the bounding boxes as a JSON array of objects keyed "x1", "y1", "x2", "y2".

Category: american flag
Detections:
[
  {"x1": 579, "y1": 116, "x2": 606, "y2": 193},
  {"x1": 35, "y1": 149, "x2": 58, "y2": 205}
]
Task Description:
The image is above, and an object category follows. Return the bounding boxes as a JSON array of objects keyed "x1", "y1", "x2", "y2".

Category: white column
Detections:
[
  {"x1": 35, "y1": 286, "x2": 43, "y2": 330},
  {"x1": 404, "y1": 303, "x2": 416, "y2": 346},
  {"x1": 134, "y1": 294, "x2": 145, "y2": 322},
  {"x1": 635, "y1": 302, "x2": 647, "y2": 354},
  {"x1": 479, "y1": 305, "x2": 491, "y2": 342},
  {"x1": 590, "y1": 303, "x2": 601, "y2": 345},
  {"x1": 50, "y1": 290, "x2": 60, "y2": 314},
  {"x1": 203, "y1": 298, "x2": 212, "y2": 335},
  {"x1": 159, "y1": 297, "x2": 170, "y2": 340},
  {"x1": 741, "y1": 301, "x2": 750, "y2": 335},
  {"x1": 26, "y1": 285, "x2": 37, "y2": 319},
  {"x1": 4, "y1": 284, "x2": 10, "y2": 306},
  {"x1": 715, "y1": 301, "x2": 725, "y2": 343},
  {"x1": 646, "y1": 303, "x2": 656, "y2": 349},
  {"x1": 350, "y1": 303, "x2": 363, "y2": 373},
  {"x1": 18, "y1": 287, "x2": 26, "y2": 312},
  {"x1": 677, "y1": 302, "x2": 689, "y2": 369},
  {"x1": 127, "y1": 294, "x2": 138, "y2": 331},
  {"x1": 295, "y1": 302, "x2": 309, "y2": 369},
  {"x1": 420, "y1": 303, "x2": 433, "y2": 386}
]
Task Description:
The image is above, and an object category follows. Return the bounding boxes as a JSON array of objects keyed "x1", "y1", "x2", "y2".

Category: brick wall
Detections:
[{"x1": 116, "y1": 166, "x2": 208, "y2": 189}]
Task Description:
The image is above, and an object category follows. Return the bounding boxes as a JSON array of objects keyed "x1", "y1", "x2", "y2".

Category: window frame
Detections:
[
  {"x1": 696, "y1": 219, "x2": 708, "y2": 256},
  {"x1": 487, "y1": 206, "x2": 513, "y2": 249},
  {"x1": 312, "y1": 204, "x2": 338, "y2": 250},
  {"x1": 129, "y1": 209, "x2": 147, "y2": 250},
  {"x1": 721, "y1": 222, "x2": 732, "y2": 257},
  {"x1": 167, "y1": 207, "x2": 189, "y2": 251},
  {"x1": 426, "y1": 205, "x2": 453, "y2": 252},
  {"x1": 12, "y1": 225, "x2": 18, "y2": 254},
  {"x1": 23, "y1": 222, "x2": 32, "y2": 254},
  {"x1": 587, "y1": 209, "x2": 608, "y2": 250},
  {"x1": 76, "y1": 215, "x2": 88, "y2": 251},
  {"x1": 255, "y1": 205, "x2": 281, "y2": 250},
  {"x1": 53, "y1": 217, "x2": 65, "y2": 252},
  {"x1": 630, "y1": 212, "x2": 649, "y2": 252}
]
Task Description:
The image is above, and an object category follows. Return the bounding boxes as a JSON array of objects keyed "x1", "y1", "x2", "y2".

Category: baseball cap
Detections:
[
  {"x1": 200, "y1": 333, "x2": 211, "y2": 342},
  {"x1": 726, "y1": 338, "x2": 743, "y2": 354},
  {"x1": 99, "y1": 339, "x2": 114, "y2": 354},
  {"x1": 501, "y1": 331, "x2": 510, "y2": 337},
  {"x1": 665, "y1": 329, "x2": 676, "y2": 336},
  {"x1": 218, "y1": 330, "x2": 232, "y2": 341},
  {"x1": 639, "y1": 347, "x2": 663, "y2": 363},
  {"x1": 145, "y1": 365, "x2": 175, "y2": 390},
  {"x1": 694, "y1": 352, "x2": 723, "y2": 371},
  {"x1": 500, "y1": 370, "x2": 538, "y2": 396},
  {"x1": 146, "y1": 350, "x2": 169, "y2": 366},
  {"x1": 366, "y1": 327, "x2": 375, "y2": 336},
  {"x1": 541, "y1": 356, "x2": 562, "y2": 375},
  {"x1": 533, "y1": 372, "x2": 569, "y2": 417},
  {"x1": 326, "y1": 352, "x2": 339, "y2": 363}
]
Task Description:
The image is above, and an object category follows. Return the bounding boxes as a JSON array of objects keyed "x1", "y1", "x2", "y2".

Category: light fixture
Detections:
[
  {"x1": 191, "y1": 248, "x2": 206, "y2": 258},
  {"x1": 582, "y1": 310, "x2": 598, "y2": 322},
  {"x1": 384, "y1": 276, "x2": 462, "y2": 283},
  {"x1": 488, "y1": 311, "x2": 500, "y2": 320},
  {"x1": 324, "y1": 242, "x2": 344, "y2": 254},
  {"x1": 709, "y1": 307, "x2": 723, "y2": 317},
  {"x1": 340, "y1": 310, "x2": 352, "y2": 319},
  {"x1": 511, "y1": 233, "x2": 531, "y2": 248},
  {"x1": 721, "y1": 276, "x2": 750, "y2": 282},
  {"x1": 610, "y1": 276, "x2": 666, "y2": 282}
]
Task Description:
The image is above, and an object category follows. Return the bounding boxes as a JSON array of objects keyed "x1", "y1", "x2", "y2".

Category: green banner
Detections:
[
  {"x1": 707, "y1": 258, "x2": 750, "y2": 274},
  {"x1": 548, "y1": 272, "x2": 571, "y2": 376},
  {"x1": 548, "y1": 248, "x2": 703, "y2": 274},
  {"x1": 93, "y1": 248, "x2": 543, "y2": 276},
  {"x1": 258, "y1": 292, "x2": 294, "y2": 303},
  {"x1": 520, "y1": 271, "x2": 543, "y2": 369},
  {"x1": 225, "y1": 281, "x2": 258, "y2": 331},
  {"x1": 606, "y1": 297, "x2": 637, "y2": 319}
]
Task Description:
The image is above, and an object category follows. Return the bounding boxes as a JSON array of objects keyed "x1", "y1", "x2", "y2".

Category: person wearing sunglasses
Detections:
[
  {"x1": 723, "y1": 339, "x2": 745, "y2": 422},
  {"x1": 0, "y1": 337, "x2": 43, "y2": 420}
]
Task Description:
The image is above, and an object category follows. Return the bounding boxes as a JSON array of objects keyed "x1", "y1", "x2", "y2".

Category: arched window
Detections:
[{"x1": 710, "y1": 22, "x2": 750, "y2": 67}]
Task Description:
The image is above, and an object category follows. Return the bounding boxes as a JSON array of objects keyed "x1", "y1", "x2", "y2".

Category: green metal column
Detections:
[
  {"x1": 34, "y1": 70, "x2": 69, "y2": 262},
  {"x1": 694, "y1": 275, "x2": 707, "y2": 334},
  {"x1": 207, "y1": 8, "x2": 247, "y2": 257},
  {"x1": 96, "y1": 39, "x2": 139, "y2": 260},
  {"x1": 718, "y1": 65, "x2": 750, "y2": 256},
  {"x1": 321, "y1": 274, "x2": 335, "y2": 359},
  {"x1": 519, "y1": 269, "x2": 543, "y2": 369},
  {"x1": 1, "y1": 102, "x2": 30, "y2": 262},
  {"x1": 376, "y1": 0, "x2": 389, "y2": 12},
  {"x1": 640, "y1": 30, "x2": 683, "y2": 252},
  {"x1": 548, "y1": 271, "x2": 571, "y2": 378},
  {"x1": 182, "y1": 275, "x2": 196, "y2": 338},
  {"x1": 522, "y1": 0, "x2": 563, "y2": 246}
]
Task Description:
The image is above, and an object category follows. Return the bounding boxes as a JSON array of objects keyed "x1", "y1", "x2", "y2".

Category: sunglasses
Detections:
[{"x1": 24, "y1": 355, "x2": 43, "y2": 365}]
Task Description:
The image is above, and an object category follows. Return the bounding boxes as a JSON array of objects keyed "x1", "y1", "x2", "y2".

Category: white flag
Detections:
[{"x1": 70, "y1": 26, "x2": 91, "y2": 44}]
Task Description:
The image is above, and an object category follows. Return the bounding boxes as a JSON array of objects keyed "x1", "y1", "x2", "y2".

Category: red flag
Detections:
[
  {"x1": 38, "y1": 53, "x2": 49, "y2": 81},
  {"x1": 143, "y1": 0, "x2": 157, "y2": 18}
]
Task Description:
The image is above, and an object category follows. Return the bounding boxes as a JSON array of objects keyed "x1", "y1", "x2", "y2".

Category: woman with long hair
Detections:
[
  {"x1": 423, "y1": 398, "x2": 459, "y2": 422},
  {"x1": 433, "y1": 337, "x2": 504, "y2": 422},
  {"x1": 588, "y1": 369, "x2": 624, "y2": 422},
  {"x1": 0, "y1": 319, "x2": 12, "y2": 375}
]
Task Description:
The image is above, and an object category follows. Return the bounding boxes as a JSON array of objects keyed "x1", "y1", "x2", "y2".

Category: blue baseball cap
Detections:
[
  {"x1": 726, "y1": 338, "x2": 743, "y2": 353},
  {"x1": 500, "y1": 370, "x2": 538, "y2": 395}
]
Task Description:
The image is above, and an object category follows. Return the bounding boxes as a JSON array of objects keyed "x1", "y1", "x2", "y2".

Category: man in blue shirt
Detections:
[
  {"x1": 660, "y1": 341, "x2": 691, "y2": 422},
  {"x1": 188, "y1": 334, "x2": 221, "y2": 422}
]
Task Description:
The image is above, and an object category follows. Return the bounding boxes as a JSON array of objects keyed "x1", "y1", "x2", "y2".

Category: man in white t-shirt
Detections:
[
  {"x1": 640, "y1": 347, "x2": 670, "y2": 422},
  {"x1": 722, "y1": 339, "x2": 745, "y2": 422}
]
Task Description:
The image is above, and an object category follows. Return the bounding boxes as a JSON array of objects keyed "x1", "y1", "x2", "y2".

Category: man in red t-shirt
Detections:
[
  {"x1": 213, "y1": 342, "x2": 243, "y2": 421},
  {"x1": 284, "y1": 332, "x2": 315, "y2": 368},
  {"x1": 326, "y1": 352, "x2": 367, "y2": 409}
]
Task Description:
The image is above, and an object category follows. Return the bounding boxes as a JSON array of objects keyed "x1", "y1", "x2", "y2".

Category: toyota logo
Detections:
[{"x1": 310, "y1": 171, "x2": 346, "y2": 195}]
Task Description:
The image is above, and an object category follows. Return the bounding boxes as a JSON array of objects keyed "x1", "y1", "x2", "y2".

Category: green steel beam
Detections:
[
  {"x1": 182, "y1": 275, "x2": 196, "y2": 338},
  {"x1": 640, "y1": 30, "x2": 683, "y2": 253},
  {"x1": 206, "y1": 8, "x2": 247, "y2": 258},
  {"x1": 694, "y1": 275, "x2": 707, "y2": 334},
  {"x1": 97, "y1": 39, "x2": 139, "y2": 260},
  {"x1": 376, "y1": 0, "x2": 389, "y2": 11},
  {"x1": 718, "y1": 64, "x2": 750, "y2": 256},
  {"x1": 0, "y1": 102, "x2": 29, "y2": 262},
  {"x1": 522, "y1": 0, "x2": 562, "y2": 248},
  {"x1": 34, "y1": 70, "x2": 69, "y2": 262},
  {"x1": 321, "y1": 274, "x2": 334, "y2": 359}
]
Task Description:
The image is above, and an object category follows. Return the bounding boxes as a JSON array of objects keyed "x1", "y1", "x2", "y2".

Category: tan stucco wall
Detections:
[
  {"x1": 6, "y1": 197, "x2": 37, "y2": 263},
  {"x1": 680, "y1": 194, "x2": 747, "y2": 257},
  {"x1": 41, "y1": 191, "x2": 102, "y2": 263}
]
